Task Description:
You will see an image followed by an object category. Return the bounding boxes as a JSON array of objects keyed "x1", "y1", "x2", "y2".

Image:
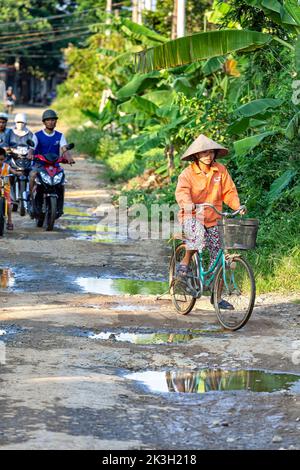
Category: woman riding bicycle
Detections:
[{"x1": 175, "y1": 134, "x2": 246, "y2": 309}]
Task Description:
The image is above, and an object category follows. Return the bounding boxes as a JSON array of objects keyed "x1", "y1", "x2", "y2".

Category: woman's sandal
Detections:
[
  {"x1": 6, "y1": 223, "x2": 14, "y2": 231},
  {"x1": 177, "y1": 264, "x2": 189, "y2": 277}
]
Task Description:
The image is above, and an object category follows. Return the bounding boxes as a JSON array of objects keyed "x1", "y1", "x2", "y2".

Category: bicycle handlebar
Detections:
[{"x1": 196, "y1": 203, "x2": 246, "y2": 217}]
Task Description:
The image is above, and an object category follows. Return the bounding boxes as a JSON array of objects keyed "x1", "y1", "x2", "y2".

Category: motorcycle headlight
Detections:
[
  {"x1": 53, "y1": 173, "x2": 64, "y2": 185},
  {"x1": 40, "y1": 173, "x2": 52, "y2": 185},
  {"x1": 16, "y1": 146, "x2": 28, "y2": 156}
]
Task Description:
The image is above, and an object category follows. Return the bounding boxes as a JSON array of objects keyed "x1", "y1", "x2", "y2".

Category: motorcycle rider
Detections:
[
  {"x1": 9, "y1": 113, "x2": 35, "y2": 151},
  {"x1": 29, "y1": 109, "x2": 75, "y2": 215},
  {"x1": 0, "y1": 112, "x2": 12, "y2": 149}
]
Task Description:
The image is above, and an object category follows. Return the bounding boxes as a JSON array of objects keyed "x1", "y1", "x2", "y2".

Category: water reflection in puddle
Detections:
[
  {"x1": 0, "y1": 325, "x2": 23, "y2": 337},
  {"x1": 59, "y1": 204, "x2": 127, "y2": 243},
  {"x1": 112, "y1": 304, "x2": 154, "y2": 311},
  {"x1": 125, "y1": 369, "x2": 300, "y2": 394},
  {"x1": 77, "y1": 326, "x2": 222, "y2": 344},
  {"x1": 0, "y1": 268, "x2": 15, "y2": 289},
  {"x1": 76, "y1": 277, "x2": 169, "y2": 296}
]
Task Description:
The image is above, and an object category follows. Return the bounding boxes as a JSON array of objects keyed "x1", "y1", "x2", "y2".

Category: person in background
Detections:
[
  {"x1": 0, "y1": 113, "x2": 12, "y2": 149},
  {"x1": 5, "y1": 86, "x2": 16, "y2": 114}
]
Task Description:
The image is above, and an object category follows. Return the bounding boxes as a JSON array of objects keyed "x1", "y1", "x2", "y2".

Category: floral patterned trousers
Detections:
[{"x1": 183, "y1": 218, "x2": 221, "y2": 269}]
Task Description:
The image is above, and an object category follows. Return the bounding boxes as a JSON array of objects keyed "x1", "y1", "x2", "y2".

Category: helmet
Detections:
[
  {"x1": 42, "y1": 109, "x2": 58, "y2": 121},
  {"x1": 14, "y1": 113, "x2": 27, "y2": 124},
  {"x1": 0, "y1": 112, "x2": 8, "y2": 121}
]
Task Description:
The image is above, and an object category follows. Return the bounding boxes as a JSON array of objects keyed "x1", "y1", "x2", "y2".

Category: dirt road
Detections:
[{"x1": 0, "y1": 107, "x2": 299, "y2": 450}]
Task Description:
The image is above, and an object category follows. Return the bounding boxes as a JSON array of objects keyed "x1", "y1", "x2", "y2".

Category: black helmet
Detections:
[{"x1": 42, "y1": 109, "x2": 58, "y2": 121}]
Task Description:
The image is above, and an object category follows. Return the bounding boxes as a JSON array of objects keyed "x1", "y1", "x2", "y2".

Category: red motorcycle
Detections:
[{"x1": 29, "y1": 142, "x2": 74, "y2": 231}]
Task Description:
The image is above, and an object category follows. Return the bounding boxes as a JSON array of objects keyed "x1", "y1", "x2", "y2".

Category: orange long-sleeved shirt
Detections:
[{"x1": 175, "y1": 161, "x2": 240, "y2": 227}]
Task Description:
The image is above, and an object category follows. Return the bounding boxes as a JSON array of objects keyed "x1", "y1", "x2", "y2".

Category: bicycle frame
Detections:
[{"x1": 198, "y1": 248, "x2": 225, "y2": 289}]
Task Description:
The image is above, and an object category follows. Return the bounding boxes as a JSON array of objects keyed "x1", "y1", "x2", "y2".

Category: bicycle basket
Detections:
[{"x1": 217, "y1": 218, "x2": 259, "y2": 250}]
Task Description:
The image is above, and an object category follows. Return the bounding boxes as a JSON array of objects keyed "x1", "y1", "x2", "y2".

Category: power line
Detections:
[
  {"x1": 0, "y1": 7, "x2": 103, "y2": 27},
  {"x1": 0, "y1": 31, "x2": 91, "y2": 54},
  {"x1": 0, "y1": 24, "x2": 99, "y2": 46},
  {"x1": 0, "y1": 21, "x2": 100, "y2": 39}
]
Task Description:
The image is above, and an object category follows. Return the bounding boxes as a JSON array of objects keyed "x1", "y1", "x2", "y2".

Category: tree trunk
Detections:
[
  {"x1": 166, "y1": 145, "x2": 175, "y2": 181},
  {"x1": 171, "y1": 0, "x2": 178, "y2": 40}
]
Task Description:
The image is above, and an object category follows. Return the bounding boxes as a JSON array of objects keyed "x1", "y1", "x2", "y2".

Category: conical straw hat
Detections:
[{"x1": 181, "y1": 134, "x2": 228, "y2": 161}]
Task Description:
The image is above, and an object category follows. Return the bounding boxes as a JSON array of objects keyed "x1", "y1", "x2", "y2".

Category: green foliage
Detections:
[
  {"x1": 57, "y1": 1, "x2": 300, "y2": 293},
  {"x1": 136, "y1": 29, "x2": 273, "y2": 72}
]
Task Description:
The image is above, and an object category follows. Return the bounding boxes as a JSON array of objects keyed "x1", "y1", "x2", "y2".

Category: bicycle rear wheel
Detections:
[
  {"x1": 169, "y1": 243, "x2": 199, "y2": 315},
  {"x1": 213, "y1": 256, "x2": 255, "y2": 330}
]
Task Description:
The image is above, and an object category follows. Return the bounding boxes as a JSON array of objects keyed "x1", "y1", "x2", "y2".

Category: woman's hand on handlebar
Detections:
[{"x1": 238, "y1": 205, "x2": 247, "y2": 216}]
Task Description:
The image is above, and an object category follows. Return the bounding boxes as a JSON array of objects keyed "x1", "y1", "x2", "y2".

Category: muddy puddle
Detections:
[
  {"x1": 58, "y1": 203, "x2": 127, "y2": 243},
  {"x1": 0, "y1": 268, "x2": 15, "y2": 290},
  {"x1": 76, "y1": 276, "x2": 169, "y2": 296},
  {"x1": 72, "y1": 326, "x2": 223, "y2": 344},
  {"x1": 125, "y1": 369, "x2": 300, "y2": 394},
  {"x1": 0, "y1": 325, "x2": 24, "y2": 338}
]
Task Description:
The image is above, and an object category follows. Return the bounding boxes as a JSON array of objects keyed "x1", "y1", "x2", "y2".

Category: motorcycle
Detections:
[
  {"x1": 29, "y1": 141, "x2": 74, "y2": 231},
  {"x1": 7, "y1": 144, "x2": 32, "y2": 216}
]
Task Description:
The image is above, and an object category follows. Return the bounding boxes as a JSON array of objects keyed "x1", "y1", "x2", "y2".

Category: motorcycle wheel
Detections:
[
  {"x1": 45, "y1": 197, "x2": 57, "y2": 231},
  {"x1": 36, "y1": 214, "x2": 45, "y2": 227},
  {"x1": 19, "y1": 182, "x2": 26, "y2": 216},
  {"x1": 0, "y1": 197, "x2": 5, "y2": 236},
  {"x1": 19, "y1": 203, "x2": 26, "y2": 217}
]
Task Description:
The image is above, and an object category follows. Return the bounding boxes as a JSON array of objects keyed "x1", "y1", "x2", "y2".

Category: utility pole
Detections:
[
  {"x1": 132, "y1": 0, "x2": 138, "y2": 23},
  {"x1": 105, "y1": 0, "x2": 112, "y2": 36},
  {"x1": 132, "y1": 0, "x2": 145, "y2": 24},
  {"x1": 106, "y1": 0, "x2": 112, "y2": 21},
  {"x1": 176, "y1": 0, "x2": 186, "y2": 38}
]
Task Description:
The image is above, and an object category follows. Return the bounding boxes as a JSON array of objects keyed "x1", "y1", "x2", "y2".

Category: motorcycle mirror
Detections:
[
  {"x1": 26, "y1": 139, "x2": 35, "y2": 147},
  {"x1": 66, "y1": 143, "x2": 74, "y2": 151}
]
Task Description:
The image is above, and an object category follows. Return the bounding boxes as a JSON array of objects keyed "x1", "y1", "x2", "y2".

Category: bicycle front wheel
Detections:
[
  {"x1": 213, "y1": 256, "x2": 255, "y2": 331},
  {"x1": 169, "y1": 243, "x2": 199, "y2": 315}
]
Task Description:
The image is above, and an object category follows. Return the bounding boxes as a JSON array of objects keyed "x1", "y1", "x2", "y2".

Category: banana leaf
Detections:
[
  {"x1": 202, "y1": 56, "x2": 225, "y2": 76},
  {"x1": 104, "y1": 45, "x2": 143, "y2": 70},
  {"x1": 143, "y1": 90, "x2": 176, "y2": 107},
  {"x1": 227, "y1": 117, "x2": 252, "y2": 135},
  {"x1": 116, "y1": 71, "x2": 161, "y2": 100},
  {"x1": 135, "y1": 29, "x2": 273, "y2": 72},
  {"x1": 296, "y1": 35, "x2": 300, "y2": 74},
  {"x1": 267, "y1": 169, "x2": 297, "y2": 205},
  {"x1": 118, "y1": 95, "x2": 159, "y2": 116},
  {"x1": 172, "y1": 77, "x2": 195, "y2": 96},
  {"x1": 234, "y1": 98, "x2": 283, "y2": 117},
  {"x1": 228, "y1": 115, "x2": 269, "y2": 135},
  {"x1": 234, "y1": 130, "x2": 279, "y2": 156},
  {"x1": 285, "y1": 111, "x2": 300, "y2": 139},
  {"x1": 284, "y1": 0, "x2": 300, "y2": 25},
  {"x1": 245, "y1": 0, "x2": 300, "y2": 29},
  {"x1": 120, "y1": 18, "x2": 168, "y2": 46}
]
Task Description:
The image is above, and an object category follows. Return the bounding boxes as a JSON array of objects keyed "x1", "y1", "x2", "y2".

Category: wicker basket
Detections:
[{"x1": 217, "y1": 218, "x2": 259, "y2": 250}]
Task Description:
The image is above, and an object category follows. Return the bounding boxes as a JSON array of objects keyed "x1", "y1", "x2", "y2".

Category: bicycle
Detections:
[{"x1": 169, "y1": 203, "x2": 259, "y2": 331}]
